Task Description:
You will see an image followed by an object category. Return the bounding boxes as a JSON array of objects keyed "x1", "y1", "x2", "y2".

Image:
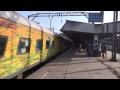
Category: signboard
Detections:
[
  {"x1": 0, "y1": 21, "x2": 16, "y2": 29},
  {"x1": 88, "y1": 13, "x2": 103, "y2": 22}
]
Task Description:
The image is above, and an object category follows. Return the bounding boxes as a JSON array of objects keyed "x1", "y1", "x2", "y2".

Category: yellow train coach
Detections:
[{"x1": 0, "y1": 11, "x2": 72, "y2": 79}]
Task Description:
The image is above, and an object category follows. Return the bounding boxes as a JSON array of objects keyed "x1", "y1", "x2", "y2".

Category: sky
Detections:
[{"x1": 15, "y1": 11, "x2": 120, "y2": 34}]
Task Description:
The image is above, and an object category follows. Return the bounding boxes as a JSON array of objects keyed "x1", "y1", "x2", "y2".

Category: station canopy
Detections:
[{"x1": 60, "y1": 20, "x2": 114, "y2": 43}]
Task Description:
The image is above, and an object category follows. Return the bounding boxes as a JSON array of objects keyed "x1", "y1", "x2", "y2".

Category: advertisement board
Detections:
[{"x1": 88, "y1": 13, "x2": 103, "y2": 22}]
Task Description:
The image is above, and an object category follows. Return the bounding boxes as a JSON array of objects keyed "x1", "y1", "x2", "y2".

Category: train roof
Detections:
[
  {"x1": 59, "y1": 34, "x2": 73, "y2": 42},
  {"x1": 0, "y1": 11, "x2": 58, "y2": 36}
]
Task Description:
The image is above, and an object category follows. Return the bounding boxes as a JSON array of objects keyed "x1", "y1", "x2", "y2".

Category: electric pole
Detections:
[
  {"x1": 49, "y1": 16, "x2": 53, "y2": 31},
  {"x1": 110, "y1": 11, "x2": 118, "y2": 62}
]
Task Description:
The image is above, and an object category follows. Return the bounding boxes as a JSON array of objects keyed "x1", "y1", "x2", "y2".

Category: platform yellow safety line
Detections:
[{"x1": 41, "y1": 72, "x2": 49, "y2": 79}]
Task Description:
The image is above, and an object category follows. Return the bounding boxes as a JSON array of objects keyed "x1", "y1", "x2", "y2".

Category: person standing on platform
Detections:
[
  {"x1": 86, "y1": 43, "x2": 92, "y2": 56},
  {"x1": 79, "y1": 43, "x2": 82, "y2": 52},
  {"x1": 94, "y1": 45, "x2": 98, "y2": 57},
  {"x1": 72, "y1": 43, "x2": 75, "y2": 50}
]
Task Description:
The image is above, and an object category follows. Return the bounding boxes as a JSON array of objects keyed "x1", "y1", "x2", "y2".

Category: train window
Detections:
[
  {"x1": 46, "y1": 40, "x2": 50, "y2": 49},
  {"x1": 36, "y1": 39, "x2": 43, "y2": 51},
  {"x1": 52, "y1": 41, "x2": 55, "y2": 48},
  {"x1": 17, "y1": 38, "x2": 31, "y2": 55},
  {"x1": 0, "y1": 35, "x2": 8, "y2": 58}
]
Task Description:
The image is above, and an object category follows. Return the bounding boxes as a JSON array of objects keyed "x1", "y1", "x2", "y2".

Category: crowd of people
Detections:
[
  {"x1": 81, "y1": 41, "x2": 107, "y2": 59},
  {"x1": 72, "y1": 40, "x2": 107, "y2": 59}
]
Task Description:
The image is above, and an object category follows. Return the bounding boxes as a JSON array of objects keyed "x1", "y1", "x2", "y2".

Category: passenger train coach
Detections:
[{"x1": 0, "y1": 11, "x2": 72, "y2": 79}]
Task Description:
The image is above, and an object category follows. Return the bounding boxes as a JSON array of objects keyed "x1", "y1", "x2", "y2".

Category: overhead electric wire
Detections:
[{"x1": 27, "y1": 11, "x2": 50, "y2": 25}]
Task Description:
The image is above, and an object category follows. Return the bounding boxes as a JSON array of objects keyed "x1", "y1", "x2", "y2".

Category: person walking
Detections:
[{"x1": 101, "y1": 43, "x2": 107, "y2": 59}]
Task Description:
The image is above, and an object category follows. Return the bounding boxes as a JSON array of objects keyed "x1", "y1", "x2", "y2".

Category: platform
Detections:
[{"x1": 26, "y1": 48, "x2": 120, "y2": 79}]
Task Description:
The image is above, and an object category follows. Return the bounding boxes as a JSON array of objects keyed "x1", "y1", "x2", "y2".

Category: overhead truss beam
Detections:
[{"x1": 28, "y1": 12, "x2": 89, "y2": 20}]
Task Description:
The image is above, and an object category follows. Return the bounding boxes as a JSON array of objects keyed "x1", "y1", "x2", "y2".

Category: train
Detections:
[{"x1": 0, "y1": 11, "x2": 72, "y2": 79}]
